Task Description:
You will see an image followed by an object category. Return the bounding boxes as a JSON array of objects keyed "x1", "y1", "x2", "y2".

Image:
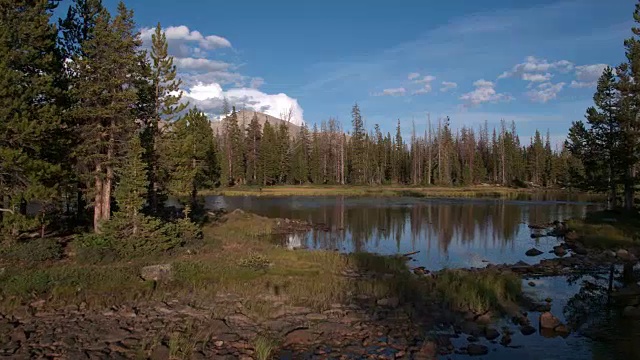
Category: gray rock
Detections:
[
  {"x1": 466, "y1": 343, "x2": 489, "y2": 356},
  {"x1": 484, "y1": 327, "x2": 500, "y2": 341},
  {"x1": 140, "y1": 264, "x2": 172, "y2": 282},
  {"x1": 525, "y1": 248, "x2": 544, "y2": 256},
  {"x1": 553, "y1": 246, "x2": 567, "y2": 257},
  {"x1": 520, "y1": 325, "x2": 536, "y2": 335},
  {"x1": 539, "y1": 312, "x2": 561, "y2": 329},
  {"x1": 617, "y1": 249, "x2": 631, "y2": 261},
  {"x1": 377, "y1": 297, "x2": 400, "y2": 308}
]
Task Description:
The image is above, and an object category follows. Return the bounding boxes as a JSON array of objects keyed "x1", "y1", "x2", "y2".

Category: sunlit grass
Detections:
[
  {"x1": 431, "y1": 269, "x2": 521, "y2": 314},
  {"x1": 567, "y1": 210, "x2": 640, "y2": 249}
]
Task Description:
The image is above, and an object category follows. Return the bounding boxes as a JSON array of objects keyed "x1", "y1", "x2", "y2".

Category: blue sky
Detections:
[{"x1": 78, "y1": 0, "x2": 633, "y2": 145}]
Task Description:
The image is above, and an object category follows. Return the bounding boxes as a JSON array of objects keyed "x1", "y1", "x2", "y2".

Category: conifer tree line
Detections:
[
  {"x1": 2, "y1": 0, "x2": 639, "y2": 240},
  {"x1": 566, "y1": 2, "x2": 640, "y2": 210},
  {"x1": 0, "y1": 0, "x2": 209, "y2": 243},
  {"x1": 216, "y1": 104, "x2": 574, "y2": 189}
]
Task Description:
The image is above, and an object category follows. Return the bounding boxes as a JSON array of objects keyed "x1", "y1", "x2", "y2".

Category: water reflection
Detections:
[{"x1": 206, "y1": 196, "x2": 602, "y2": 271}]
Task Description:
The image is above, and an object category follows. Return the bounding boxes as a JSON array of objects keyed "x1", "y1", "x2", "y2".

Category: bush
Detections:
[{"x1": 1, "y1": 238, "x2": 63, "y2": 263}]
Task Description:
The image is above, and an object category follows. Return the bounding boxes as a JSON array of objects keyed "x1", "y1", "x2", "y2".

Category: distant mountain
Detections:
[{"x1": 210, "y1": 110, "x2": 302, "y2": 136}]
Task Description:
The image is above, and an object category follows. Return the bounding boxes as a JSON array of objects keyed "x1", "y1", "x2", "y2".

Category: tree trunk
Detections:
[
  {"x1": 624, "y1": 167, "x2": 635, "y2": 210},
  {"x1": 94, "y1": 164, "x2": 103, "y2": 233}
]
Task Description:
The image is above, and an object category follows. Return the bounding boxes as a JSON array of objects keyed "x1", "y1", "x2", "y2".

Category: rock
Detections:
[
  {"x1": 553, "y1": 246, "x2": 567, "y2": 257},
  {"x1": 140, "y1": 264, "x2": 172, "y2": 282},
  {"x1": 520, "y1": 325, "x2": 536, "y2": 336},
  {"x1": 623, "y1": 306, "x2": 640, "y2": 318},
  {"x1": 467, "y1": 336, "x2": 478, "y2": 342},
  {"x1": 415, "y1": 340, "x2": 437, "y2": 360},
  {"x1": 466, "y1": 344, "x2": 488, "y2": 356},
  {"x1": 526, "y1": 248, "x2": 544, "y2": 256},
  {"x1": 284, "y1": 329, "x2": 315, "y2": 346},
  {"x1": 539, "y1": 312, "x2": 561, "y2": 329},
  {"x1": 528, "y1": 281, "x2": 536, "y2": 287},
  {"x1": 617, "y1": 249, "x2": 631, "y2": 261},
  {"x1": 461, "y1": 322, "x2": 482, "y2": 337},
  {"x1": 554, "y1": 324, "x2": 570, "y2": 335},
  {"x1": 214, "y1": 340, "x2": 224, "y2": 347},
  {"x1": 573, "y1": 246, "x2": 588, "y2": 255},
  {"x1": 377, "y1": 297, "x2": 400, "y2": 308},
  {"x1": 484, "y1": 328, "x2": 500, "y2": 341},
  {"x1": 150, "y1": 345, "x2": 170, "y2": 360},
  {"x1": 530, "y1": 233, "x2": 546, "y2": 239},
  {"x1": 29, "y1": 299, "x2": 45, "y2": 309},
  {"x1": 605, "y1": 250, "x2": 617, "y2": 257},
  {"x1": 500, "y1": 333, "x2": 512, "y2": 346},
  {"x1": 475, "y1": 312, "x2": 492, "y2": 325}
]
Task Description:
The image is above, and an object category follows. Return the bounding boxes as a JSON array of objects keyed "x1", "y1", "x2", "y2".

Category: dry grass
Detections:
[{"x1": 200, "y1": 185, "x2": 540, "y2": 199}]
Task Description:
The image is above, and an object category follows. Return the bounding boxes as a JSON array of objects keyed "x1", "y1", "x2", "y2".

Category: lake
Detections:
[
  {"x1": 206, "y1": 194, "x2": 640, "y2": 360},
  {"x1": 205, "y1": 195, "x2": 602, "y2": 271}
]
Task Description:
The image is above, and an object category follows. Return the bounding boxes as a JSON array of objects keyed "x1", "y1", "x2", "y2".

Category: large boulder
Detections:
[
  {"x1": 539, "y1": 312, "x2": 561, "y2": 329},
  {"x1": 526, "y1": 248, "x2": 544, "y2": 256},
  {"x1": 140, "y1": 264, "x2": 172, "y2": 282},
  {"x1": 466, "y1": 344, "x2": 489, "y2": 356},
  {"x1": 617, "y1": 249, "x2": 631, "y2": 261}
]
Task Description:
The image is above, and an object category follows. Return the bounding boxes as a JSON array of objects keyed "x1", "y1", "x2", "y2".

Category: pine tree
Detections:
[
  {"x1": 291, "y1": 123, "x2": 310, "y2": 184},
  {"x1": 221, "y1": 107, "x2": 244, "y2": 185},
  {"x1": 276, "y1": 122, "x2": 291, "y2": 183},
  {"x1": 114, "y1": 134, "x2": 147, "y2": 234},
  {"x1": 0, "y1": 0, "x2": 64, "y2": 233},
  {"x1": 350, "y1": 104, "x2": 366, "y2": 184},
  {"x1": 309, "y1": 124, "x2": 322, "y2": 184},
  {"x1": 259, "y1": 121, "x2": 278, "y2": 185},
  {"x1": 71, "y1": 2, "x2": 142, "y2": 232},
  {"x1": 146, "y1": 23, "x2": 187, "y2": 213},
  {"x1": 245, "y1": 113, "x2": 262, "y2": 185}
]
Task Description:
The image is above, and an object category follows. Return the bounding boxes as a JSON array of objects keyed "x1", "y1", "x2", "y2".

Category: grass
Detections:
[
  {"x1": 199, "y1": 184, "x2": 551, "y2": 199},
  {"x1": 567, "y1": 209, "x2": 640, "y2": 249},
  {"x1": 253, "y1": 335, "x2": 278, "y2": 360},
  {"x1": 0, "y1": 208, "x2": 522, "y2": 319},
  {"x1": 431, "y1": 269, "x2": 522, "y2": 314}
]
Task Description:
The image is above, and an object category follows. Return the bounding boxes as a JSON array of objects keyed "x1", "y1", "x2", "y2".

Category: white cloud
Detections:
[
  {"x1": 499, "y1": 56, "x2": 574, "y2": 80},
  {"x1": 460, "y1": 79, "x2": 512, "y2": 106},
  {"x1": 412, "y1": 87, "x2": 432, "y2": 95},
  {"x1": 414, "y1": 75, "x2": 436, "y2": 84},
  {"x1": 174, "y1": 57, "x2": 232, "y2": 72},
  {"x1": 249, "y1": 77, "x2": 265, "y2": 89},
  {"x1": 527, "y1": 82, "x2": 565, "y2": 103},
  {"x1": 522, "y1": 72, "x2": 552, "y2": 82},
  {"x1": 184, "y1": 82, "x2": 305, "y2": 125},
  {"x1": 570, "y1": 63, "x2": 609, "y2": 88},
  {"x1": 408, "y1": 72, "x2": 420, "y2": 80},
  {"x1": 440, "y1": 81, "x2": 458, "y2": 92},
  {"x1": 375, "y1": 87, "x2": 407, "y2": 96},
  {"x1": 140, "y1": 25, "x2": 232, "y2": 53}
]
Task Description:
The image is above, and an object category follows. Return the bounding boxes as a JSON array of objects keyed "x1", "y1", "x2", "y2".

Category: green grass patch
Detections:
[
  {"x1": 253, "y1": 335, "x2": 278, "y2": 360},
  {"x1": 432, "y1": 269, "x2": 521, "y2": 314},
  {"x1": 567, "y1": 210, "x2": 640, "y2": 249}
]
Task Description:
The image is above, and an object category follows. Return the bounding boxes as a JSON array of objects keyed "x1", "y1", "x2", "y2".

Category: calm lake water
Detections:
[
  {"x1": 205, "y1": 195, "x2": 603, "y2": 271},
  {"x1": 206, "y1": 195, "x2": 640, "y2": 360}
]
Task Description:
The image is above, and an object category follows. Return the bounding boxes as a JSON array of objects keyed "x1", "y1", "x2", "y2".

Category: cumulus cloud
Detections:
[
  {"x1": 460, "y1": 79, "x2": 512, "y2": 106},
  {"x1": 412, "y1": 87, "x2": 431, "y2": 95},
  {"x1": 249, "y1": 77, "x2": 265, "y2": 89},
  {"x1": 174, "y1": 58, "x2": 232, "y2": 72},
  {"x1": 527, "y1": 82, "x2": 565, "y2": 103},
  {"x1": 140, "y1": 25, "x2": 231, "y2": 55},
  {"x1": 498, "y1": 56, "x2": 574, "y2": 80},
  {"x1": 522, "y1": 72, "x2": 552, "y2": 82},
  {"x1": 375, "y1": 87, "x2": 407, "y2": 96},
  {"x1": 570, "y1": 63, "x2": 609, "y2": 88},
  {"x1": 184, "y1": 82, "x2": 304, "y2": 125},
  {"x1": 440, "y1": 81, "x2": 458, "y2": 92},
  {"x1": 408, "y1": 72, "x2": 420, "y2": 80},
  {"x1": 414, "y1": 75, "x2": 436, "y2": 84}
]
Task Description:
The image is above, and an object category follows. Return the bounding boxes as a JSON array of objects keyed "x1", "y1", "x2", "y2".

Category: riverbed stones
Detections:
[
  {"x1": 526, "y1": 248, "x2": 544, "y2": 256},
  {"x1": 539, "y1": 312, "x2": 561, "y2": 329},
  {"x1": 466, "y1": 343, "x2": 489, "y2": 356},
  {"x1": 484, "y1": 327, "x2": 500, "y2": 340},
  {"x1": 520, "y1": 325, "x2": 536, "y2": 335},
  {"x1": 553, "y1": 245, "x2": 567, "y2": 257},
  {"x1": 616, "y1": 249, "x2": 631, "y2": 261}
]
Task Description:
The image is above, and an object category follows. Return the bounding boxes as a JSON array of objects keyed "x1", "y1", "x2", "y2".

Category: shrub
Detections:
[{"x1": 1, "y1": 238, "x2": 63, "y2": 263}]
